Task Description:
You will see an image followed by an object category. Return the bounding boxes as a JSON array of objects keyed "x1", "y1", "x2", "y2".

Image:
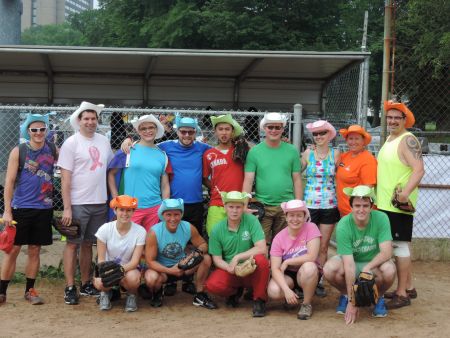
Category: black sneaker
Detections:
[
  {"x1": 164, "y1": 282, "x2": 177, "y2": 296},
  {"x1": 193, "y1": 292, "x2": 218, "y2": 310},
  {"x1": 252, "y1": 299, "x2": 266, "y2": 317},
  {"x1": 181, "y1": 281, "x2": 197, "y2": 295},
  {"x1": 64, "y1": 285, "x2": 79, "y2": 305},
  {"x1": 80, "y1": 282, "x2": 100, "y2": 297},
  {"x1": 150, "y1": 288, "x2": 164, "y2": 307},
  {"x1": 138, "y1": 284, "x2": 152, "y2": 300},
  {"x1": 226, "y1": 287, "x2": 243, "y2": 308},
  {"x1": 243, "y1": 288, "x2": 253, "y2": 301}
]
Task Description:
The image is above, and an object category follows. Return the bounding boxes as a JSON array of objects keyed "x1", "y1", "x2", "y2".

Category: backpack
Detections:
[{"x1": 17, "y1": 141, "x2": 57, "y2": 173}]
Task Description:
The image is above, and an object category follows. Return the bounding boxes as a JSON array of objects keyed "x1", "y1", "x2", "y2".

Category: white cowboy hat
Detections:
[
  {"x1": 70, "y1": 101, "x2": 104, "y2": 130},
  {"x1": 131, "y1": 114, "x2": 165, "y2": 139},
  {"x1": 259, "y1": 112, "x2": 287, "y2": 131}
]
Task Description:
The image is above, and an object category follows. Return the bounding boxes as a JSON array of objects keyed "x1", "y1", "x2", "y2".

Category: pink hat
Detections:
[
  {"x1": 306, "y1": 120, "x2": 336, "y2": 141},
  {"x1": 280, "y1": 200, "x2": 310, "y2": 220}
]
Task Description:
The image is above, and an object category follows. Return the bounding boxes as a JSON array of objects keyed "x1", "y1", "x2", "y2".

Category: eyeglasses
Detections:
[
  {"x1": 139, "y1": 126, "x2": 156, "y2": 132},
  {"x1": 386, "y1": 115, "x2": 405, "y2": 121},
  {"x1": 266, "y1": 125, "x2": 283, "y2": 131},
  {"x1": 29, "y1": 127, "x2": 47, "y2": 133},
  {"x1": 178, "y1": 130, "x2": 196, "y2": 136},
  {"x1": 312, "y1": 131, "x2": 328, "y2": 137}
]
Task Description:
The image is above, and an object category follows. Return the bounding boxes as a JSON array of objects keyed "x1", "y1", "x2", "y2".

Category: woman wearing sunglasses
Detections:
[{"x1": 301, "y1": 120, "x2": 340, "y2": 297}]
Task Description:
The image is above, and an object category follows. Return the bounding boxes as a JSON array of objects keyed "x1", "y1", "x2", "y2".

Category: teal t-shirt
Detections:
[
  {"x1": 208, "y1": 213, "x2": 265, "y2": 263},
  {"x1": 245, "y1": 141, "x2": 301, "y2": 205},
  {"x1": 336, "y1": 210, "x2": 392, "y2": 262}
]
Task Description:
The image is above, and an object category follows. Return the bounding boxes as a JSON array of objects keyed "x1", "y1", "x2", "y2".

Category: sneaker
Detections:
[
  {"x1": 193, "y1": 292, "x2": 218, "y2": 310},
  {"x1": 297, "y1": 303, "x2": 313, "y2": 320},
  {"x1": 150, "y1": 288, "x2": 164, "y2": 307},
  {"x1": 124, "y1": 294, "x2": 137, "y2": 312},
  {"x1": 315, "y1": 283, "x2": 327, "y2": 298},
  {"x1": 372, "y1": 297, "x2": 388, "y2": 317},
  {"x1": 181, "y1": 281, "x2": 196, "y2": 295},
  {"x1": 64, "y1": 285, "x2": 79, "y2": 305},
  {"x1": 24, "y1": 288, "x2": 44, "y2": 305},
  {"x1": 99, "y1": 291, "x2": 112, "y2": 311},
  {"x1": 226, "y1": 287, "x2": 243, "y2": 308},
  {"x1": 336, "y1": 294, "x2": 348, "y2": 314},
  {"x1": 138, "y1": 284, "x2": 152, "y2": 300},
  {"x1": 385, "y1": 288, "x2": 417, "y2": 300},
  {"x1": 0, "y1": 294, "x2": 6, "y2": 305},
  {"x1": 164, "y1": 282, "x2": 177, "y2": 296},
  {"x1": 80, "y1": 282, "x2": 100, "y2": 297},
  {"x1": 386, "y1": 294, "x2": 411, "y2": 310},
  {"x1": 293, "y1": 286, "x2": 304, "y2": 299},
  {"x1": 252, "y1": 299, "x2": 266, "y2": 317},
  {"x1": 243, "y1": 288, "x2": 253, "y2": 301}
]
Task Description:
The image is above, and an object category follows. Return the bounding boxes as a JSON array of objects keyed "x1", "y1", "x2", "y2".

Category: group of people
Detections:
[{"x1": 0, "y1": 99, "x2": 424, "y2": 323}]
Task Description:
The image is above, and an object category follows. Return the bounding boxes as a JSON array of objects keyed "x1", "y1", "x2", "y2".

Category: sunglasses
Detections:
[
  {"x1": 312, "y1": 130, "x2": 328, "y2": 137},
  {"x1": 29, "y1": 127, "x2": 47, "y2": 133},
  {"x1": 178, "y1": 130, "x2": 196, "y2": 136},
  {"x1": 266, "y1": 125, "x2": 283, "y2": 131}
]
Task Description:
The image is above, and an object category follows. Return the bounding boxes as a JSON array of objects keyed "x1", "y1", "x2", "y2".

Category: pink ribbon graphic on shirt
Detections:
[{"x1": 89, "y1": 146, "x2": 103, "y2": 171}]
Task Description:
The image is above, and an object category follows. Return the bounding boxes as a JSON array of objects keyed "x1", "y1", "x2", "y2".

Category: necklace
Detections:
[{"x1": 315, "y1": 148, "x2": 328, "y2": 161}]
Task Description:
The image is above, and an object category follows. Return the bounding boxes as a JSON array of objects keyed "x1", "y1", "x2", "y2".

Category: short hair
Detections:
[
  {"x1": 349, "y1": 196, "x2": 374, "y2": 207},
  {"x1": 78, "y1": 110, "x2": 98, "y2": 120}
]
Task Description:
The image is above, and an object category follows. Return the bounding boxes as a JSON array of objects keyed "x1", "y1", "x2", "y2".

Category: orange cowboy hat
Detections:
[
  {"x1": 384, "y1": 100, "x2": 415, "y2": 128},
  {"x1": 110, "y1": 195, "x2": 138, "y2": 210},
  {"x1": 339, "y1": 125, "x2": 372, "y2": 146}
]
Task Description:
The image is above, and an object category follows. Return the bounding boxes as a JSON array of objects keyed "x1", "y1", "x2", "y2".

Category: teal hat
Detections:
[
  {"x1": 20, "y1": 113, "x2": 51, "y2": 140},
  {"x1": 174, "y1": 113, "x2": 201, "y2": 134},
  {"x1": 343, "y1": 185, "x2": 376, "y2": 203},
  {"x1": 158, "y1": 198, "x2": 184, "y2": 220},
  {"x1": 210, "y1": 114, "x2": 243, "y2": 137},
  {"x1": 220, "y1": 191, "x2": 250, "y2": 205}
]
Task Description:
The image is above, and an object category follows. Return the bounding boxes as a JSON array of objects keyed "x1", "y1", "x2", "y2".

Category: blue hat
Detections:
[
  {"x1": 158, "y1": 198, "x2": 184, "y2": 220},
  {"x1": 173, "y1": 113, "x2": 201, "y2": 134},
  {"x1": 20, "y1": 113, "x2": 51, "y2": 140}
]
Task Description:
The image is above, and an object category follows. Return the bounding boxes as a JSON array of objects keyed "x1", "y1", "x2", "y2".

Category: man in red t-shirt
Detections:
[{"x1": 203, "y1": 114, "x2": 246, "y2": 235}]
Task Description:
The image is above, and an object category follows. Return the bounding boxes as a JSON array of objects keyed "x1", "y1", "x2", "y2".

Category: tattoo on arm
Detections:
[{"x1": 406, "y1": 136, "x2": 422, "y2": 160}]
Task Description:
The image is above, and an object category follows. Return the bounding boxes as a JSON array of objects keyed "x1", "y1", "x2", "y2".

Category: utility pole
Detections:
[{"x1": 0, "y1": 0, "x2": 22, "y2": 44}]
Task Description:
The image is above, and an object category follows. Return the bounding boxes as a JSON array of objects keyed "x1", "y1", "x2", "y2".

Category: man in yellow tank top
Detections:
[{"x1": 376, "y1": 101, "x2": 424, "y2": 310}]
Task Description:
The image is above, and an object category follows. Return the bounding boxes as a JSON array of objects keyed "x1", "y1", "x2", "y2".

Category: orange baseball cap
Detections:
[
  {"x1": 384, "y1": 100, "x2": 415, "y2": 128},
  {"x1": 110, "y1": 195, "x2": 138, "y2": 209},
  {"x1": 339, "y1": 125, "x2": 372, "y2": 146}
]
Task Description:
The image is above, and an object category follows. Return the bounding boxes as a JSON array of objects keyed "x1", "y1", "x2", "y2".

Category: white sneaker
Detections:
[
  {"x1": 124, "y1": 294, "x2": 137, "y2": 312},
  {"x1": 99, "y1": 291, "x2": 112, "y2": 311}
]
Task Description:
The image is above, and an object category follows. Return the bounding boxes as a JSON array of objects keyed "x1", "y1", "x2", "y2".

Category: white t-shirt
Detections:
[
  {"x1": 95, "y1": 221, "x2": 146, "y2": 265},
  {"x1": 57, "y1": 132, "x2": 113, "y2": 205}
]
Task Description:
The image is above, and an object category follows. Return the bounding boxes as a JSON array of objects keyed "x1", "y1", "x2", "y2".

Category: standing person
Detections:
[
  {"x1": 301, "y1": 120, "x2": 340, "y2": 297},
  {"x1": 94, "y1": 195, "x2": 146, "y2": 312},
  {"x1": 0, "y1": 113, "x2": 56, "y2": 306},
  {"x1": 323, "y1": 186, "x2": 395, "y2": 324},
  {"x1": 242, "y1": 112, "x2": 302, "y2": 244},
  {"x1": 336, "y1": 125, "x2": 377, "y2": 217},
  {"x1": 203, "y1": 114, "x2": 246, "y2": 235},
  {"x1": 108, "y1": 115, "x2": 170, "y2": 232},
  {"x1": 377, "y1": 101, "x2": 424, "y2": 309},
  {"x1": 268, "y1": 200, "x2": 321, "y2": 320},
  {"x1": 205, "y1": 191, "x2": 270, "y2": 317},
  {"x1": 58, "y1": 101, "x2": 114, "y2": 305}
]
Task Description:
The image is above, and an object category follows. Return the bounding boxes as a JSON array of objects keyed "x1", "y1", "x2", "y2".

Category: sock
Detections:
[
  {"x1": 0, "y1": 280, "x2": 11, "y2": 294},
  {"x1": 25, "y1": 278, "x2": 36, "y2": 292}
]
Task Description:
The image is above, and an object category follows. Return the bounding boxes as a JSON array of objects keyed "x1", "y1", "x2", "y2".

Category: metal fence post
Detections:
[{"x1": 293, "y1": 104, "x2": 302, "y2": 151}]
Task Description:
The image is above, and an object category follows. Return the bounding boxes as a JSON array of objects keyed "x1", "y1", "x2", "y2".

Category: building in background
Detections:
[{"x1": 21, "y1": 0, "x2": 94, "y2": 31}]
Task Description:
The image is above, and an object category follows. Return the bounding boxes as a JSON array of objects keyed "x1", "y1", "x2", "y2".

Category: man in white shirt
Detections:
[{"x1": 58, "y1": 101, "x2": 114, "y2": 305}]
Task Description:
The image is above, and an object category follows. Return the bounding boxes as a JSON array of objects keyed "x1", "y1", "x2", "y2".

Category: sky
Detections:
[{"x1": 93, "y1": 0, "x2": 99, "y2": 9}]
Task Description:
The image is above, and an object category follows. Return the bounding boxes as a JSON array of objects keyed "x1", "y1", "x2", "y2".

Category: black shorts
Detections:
[
  {"x1": 309, "y1": 208, "x2": 340, "y2": 225},
  {"x1": 284, "y1": 269, "x2": 301, "y2": 290},
  {"x1": 12, "y1": 208, "x2": 53, "y2": 246},
  {"x1": 183, "y1": 202, "x2": 204, "y2": 236},
  {"x1": 166, "y1": 273, "x2": 193, "y2": 284},
  {"x1": 379, "y1": 209, "x2": 413, "y2": 241}
]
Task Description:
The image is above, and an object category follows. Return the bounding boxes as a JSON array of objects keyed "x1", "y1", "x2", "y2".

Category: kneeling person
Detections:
[
  {"x1": 323, "y1": 186, "x2": 395, "y2": 324},
  {"x1": 205, "y1": 191, "x2": 270, "y2": 317},
  {"x1": 268, "y1": 200, "x2": 321, "y2": 320},
  {"x1": 144, "y1": 199, "x2": 217, "y2": 309},
  {"x1": 94, "y1": 195, "x2": 146, "y2": 312}
]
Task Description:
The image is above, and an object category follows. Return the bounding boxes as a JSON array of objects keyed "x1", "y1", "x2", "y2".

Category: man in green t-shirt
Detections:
[
  {"x1": 323, "y1": 186, "x2": 395, "y2": 324},
  {"x1": 243, "y1": 112, "x2": 302, "y2": 243},
  {"x1": 205, "y1": 191, "x2": 270, "y2": 317}
]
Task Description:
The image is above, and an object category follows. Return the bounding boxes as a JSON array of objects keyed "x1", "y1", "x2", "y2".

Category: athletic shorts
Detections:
[
  {"x1": 206, "y1": 206, "x2": 226, "y2": 236},
  {"x1": 70, "y1": 204, "x2": 108, "y2": 244},
  {"x1": 132, "y1": 205, "x2": 160, "y2": 232},
  {"x1": 379, "y1": 209, "x2": 413, "y2": 242},
  {"x1": 331, "y1": 255, "x2": 369, "y2": 276},
  {"x1": 12, "y1": 208, "x2": 53, "y2": 246},
  {"x1": 309, "y1": 207, "x2": 340, "y2": 225},
  {"x1": 284, "y1": 269, "x2": 301, "y2": 290},
  {"x1": 183, "y1": 202, "x2": 205, "y2": 236}
]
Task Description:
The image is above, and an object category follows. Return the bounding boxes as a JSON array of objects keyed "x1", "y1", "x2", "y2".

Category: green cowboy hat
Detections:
[
  {"x1": 220, "y1": 191, "x2": 250, "y2": 205},
  {"x1": 343, "y1": 185, "x2": 376, "y2": 203},
  {"x1": 210, "y1": 114, "x2": 243, "y2": 137}
]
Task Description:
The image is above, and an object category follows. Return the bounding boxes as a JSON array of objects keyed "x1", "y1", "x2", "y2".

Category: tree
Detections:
[{"x1": 21, "y1": 23, "x2": 87, "y2": 46}]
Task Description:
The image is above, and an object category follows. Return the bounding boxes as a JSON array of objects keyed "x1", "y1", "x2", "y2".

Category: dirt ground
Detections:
[{"x1": 1, "y1": 242, "x2": 449, "y2": 338}]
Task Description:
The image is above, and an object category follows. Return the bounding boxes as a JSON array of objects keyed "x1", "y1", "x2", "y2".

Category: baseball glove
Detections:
[
  {"x1": 247, "y1": 201, "x2": 265, "y2": 222},
  {"x1": 351, "y1": 272, "x2": 379, "y2": 307},
  {"x1": 53, "y1": 217, "x2": 80, "y2": 238},
  {"x1": 232, "y1": 135, "x2": 250, "y2": 164},
  {"x1": 235, "y1": 256, "x2": 257, "y2": 277},
  {"x1": 178, "y1": 248, "x2": 204, "y2": 271},
  {"x1": 96, "y1": 261, "x2": 125, "y2": 288},
  {"x1": 391, "y1": 185, "x2": 416, "y2": 213}
]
